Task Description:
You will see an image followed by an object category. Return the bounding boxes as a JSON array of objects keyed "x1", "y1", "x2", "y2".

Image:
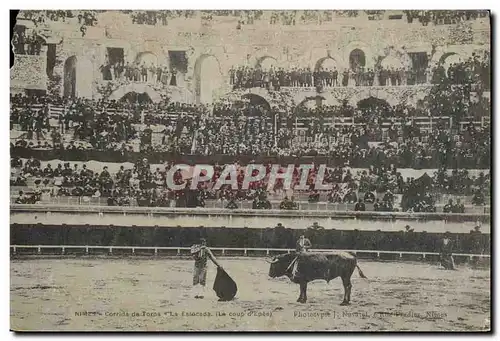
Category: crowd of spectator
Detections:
[
  {"x1": 128, "y1": 10, "x2": 196, "y2": 25},
  {"x1": 10, "y1": 85, "x2": 490, "y2": 169},
  {"x1": 229, "y1": 55, "x2": 489, "y2": 91},
  {"x1": 404, "y1": 10, "x2": 489, "y2": 26},
  {"x1": 193, "y1": 107, "x2": 276, "y2": 156},
  {"x1": 18, "y1": 10, "x2": 488, "y2": 30},
  {"x1": 431, "y1": 51, "x2": 490, "y2": 91},
  {"x1": 11, "y1": 30, "x2": 43, "y2": 55},
  {"x1": 10, "y1": 155, "x2": 490, "y2": 212},
  {"x1": 20, "y1": 10, "x2": 98, "y2": 37},
  {"x1": 99, "y1": 60, "x2": 178, "y2": 85},
  {"x1": 10, "y1": 94, "x2": 210, "y2": 154},
  {"x1": 21, "y1": 10, "x2": 98, "y2": 26},
  {"x1": 289, "y1": 120, "x2": 490, "y2": 169}
]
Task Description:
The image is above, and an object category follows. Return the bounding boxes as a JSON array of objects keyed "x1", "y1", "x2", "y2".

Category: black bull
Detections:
[{"x1": 267, "y1": 252, "x2": 367, "y2": 305}]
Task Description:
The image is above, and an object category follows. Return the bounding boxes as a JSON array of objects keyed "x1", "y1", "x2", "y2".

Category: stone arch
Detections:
[
  {"x1": 315, "y1": 57, "x2": 338, "y2": 71},
  {"x1": 348, "y1": 89, "x2": 401, "y2": 107},
  {"x1": 438, "y1": 53, "x2": 465, "y2": 78},
  {"x1": 63, "y1": 55, "x2": 93, "y2": 98},
  {"x1": 108, "y1": 83, "x2": 163, "y2": 102},
  {"x1": 344, "y1": 41, "x2": 375, "y2": 69},
  {"x1": 119, "y1": 92, "x2": 153, "y2": 104},
  {"x1": 430, "y1": 47, "x2": 468, "y2": 68},
  {"x1": 439, "y1": 52, "x2": 463, "y2": 66},
  {"x1": 135, "y1": 51, "x2": 158, "y2": 66},
  {"x1": 295, "y1": 95, "x2": 342, "y2": 110},
  {"x1": 256, "y1": 55, "x2": 278, "y2": 70},
  {"x1": 241, "y1": 93, "x2": 272, "y2": 112},
  {"x1": 355, "y1": 96, "x2": 394, "y2": 118},
  {"x1": 220, "y1": 87, "x2": 294, "y2": 111},
  {"x1": 193, "y1": 54, "x2": 224, "y2": 104},
  {"x1": 296, "y1": 95, "x2": 326, "y2": 109},
  {"x1": 242, "y1": 88, "x2": 275, "y2": 107},
  {"x1": 34, "y1": 34, "x2": 48, "y2": 45}
]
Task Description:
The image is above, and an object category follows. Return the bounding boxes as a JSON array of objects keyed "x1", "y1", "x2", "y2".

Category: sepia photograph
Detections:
[{"x1": 8, "y1": 9, "x2": 491, "y2": 332}]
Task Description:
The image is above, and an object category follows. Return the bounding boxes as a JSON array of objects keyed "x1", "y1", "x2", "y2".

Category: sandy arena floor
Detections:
[{"x1": 10, "y1": 258, "x2": 490, "y2": 332}]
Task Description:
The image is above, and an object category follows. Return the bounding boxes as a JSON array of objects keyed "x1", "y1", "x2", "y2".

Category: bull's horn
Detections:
[{"x1": 265, "y1": 257, "x2": 279, "y2": 264}]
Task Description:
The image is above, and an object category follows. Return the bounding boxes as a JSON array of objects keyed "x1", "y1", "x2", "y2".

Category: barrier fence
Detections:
[{"x1": 10, "y1": 245, "x2": 490, "y2": 263}]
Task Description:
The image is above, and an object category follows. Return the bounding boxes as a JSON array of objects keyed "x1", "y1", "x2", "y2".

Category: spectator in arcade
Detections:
[
  {"x1": 452, "y1": 199, "x2": 465, "y2": 213},
  {"x1": 443, "y1": 199, "x2": 454, "y2": 213},
  {"x1": 354, "y1": 198, "x2": 366, "y2": 211},
  {"x1": 373, "y1": 198, "x2": 381, "y2": 211}
]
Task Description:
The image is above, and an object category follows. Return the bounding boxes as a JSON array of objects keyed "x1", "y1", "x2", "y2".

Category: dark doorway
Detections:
[
  {"x1": 357, "y1": 96, "x2": 393, "y2": 119},
  {"x1": 107, "y1": 47, "x2": 124, "y2": 65},
  {"x1": 241, "y1": 93, "x2": 271, "y2": 113},
  {"x1": 63, "y1": 56, "x2": 77, "y2": 98},
  {"x1": 408, "y1": 52, "x2": 429, "y2": 85},
  {"x1": 349, "y1": 49, "x2": 366, "y2": 70},
  {"x1": 168, "y1": 51, "x2": 188, "y2": 73},
  {"x1": 120, "y1": 92, "x2": 153, "y2": 104},
  {"x1": 46, "y1": 44, "x2": 57, "y2": 77}
]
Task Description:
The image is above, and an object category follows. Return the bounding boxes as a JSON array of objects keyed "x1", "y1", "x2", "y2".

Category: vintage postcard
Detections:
[{"x1": 10, "y1": 10, "x2": 491, "y2": 332}]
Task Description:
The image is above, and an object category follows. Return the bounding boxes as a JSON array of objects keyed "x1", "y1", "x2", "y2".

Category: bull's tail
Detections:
[{"x1": 356, "y1": 264, "x2": 367, "y2": 279}]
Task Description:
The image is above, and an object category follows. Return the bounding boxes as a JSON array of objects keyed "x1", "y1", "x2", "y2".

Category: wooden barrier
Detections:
[{"x1": 10, "y1": 245, "x2": 490, "y2": 261}]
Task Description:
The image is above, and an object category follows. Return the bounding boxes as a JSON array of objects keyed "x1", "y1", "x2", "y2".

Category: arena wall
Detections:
[
  {"x1": 10, "y1": 205, "x2": 490, "y2": 233},
  {"x1": 12, "y1": 11, "x2": 490, "y2": 103},
  {"x1": 10, "y1": 222, "x2": 490, "y2": 255}
]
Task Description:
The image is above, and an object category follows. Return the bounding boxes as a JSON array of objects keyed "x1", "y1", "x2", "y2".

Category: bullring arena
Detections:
[
  {"x1": 10, "y1": 251, "x2": 491, "y2": 331},
  {"x1": 10, "y1": 10, "x2": 491, "y2": 332},
  {"x1": 10, "y1": 204, "x2": 491, "y2": 332}
]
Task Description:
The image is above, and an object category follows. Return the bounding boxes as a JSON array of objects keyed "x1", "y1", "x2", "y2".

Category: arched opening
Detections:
[
  {"x1": 108, "y1": 83, "x2": 163, "y2": 102},
  {"x1": 349, "y1": 49, "x2": 366, "y2": 70},
  {"x1": 63, "y1": 56, "x2": 77, "y2": 98},
  {"x1": 356, "y1": 96, "x2": 393, "y2": 121},
  {"x1": 315, "y1": 57, "x2": 337, "y2": 71},
  {"x1": 241, "y1": 93, "x2": 271, "y2": 113},
  {"x1": 256, "y1": 56, "x2": 278, "y2": 71},
  {"x1": 63, "y1": 55, "x2": 93, "y2": 99},
  {"x1": 194, "y1": 54, "x2": 223, "y2": 104},
  {"x1": 135, "y1": 51, "x2": 158, "y2": 67},
  {"x1": 297, "y1": 96, "x2": 326, "y2": 109},
  {"x1": 119, "y1": 92, "x2": 153, "y2": 104},
  {"x1": 439, "y1": 52, "x2": 463, "y2": 75}
]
